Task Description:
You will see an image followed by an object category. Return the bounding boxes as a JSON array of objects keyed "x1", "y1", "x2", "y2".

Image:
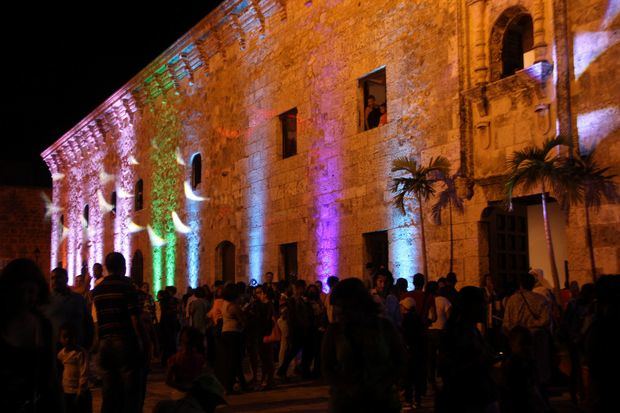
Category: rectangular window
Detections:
[
  {"x1": 280, "y1": 242, "x2": 298, "y2": 282},
  {"x1": 280, "y1": 108, "x2": 298, "y2": 158},
  {"x1": 359, "y1": 68, "x2": 387, "y2": 131}
]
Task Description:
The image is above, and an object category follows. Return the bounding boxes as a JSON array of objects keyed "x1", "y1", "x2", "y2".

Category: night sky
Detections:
[{"x1": 3, "y1": 1, "x2": 223, "y2": 187}]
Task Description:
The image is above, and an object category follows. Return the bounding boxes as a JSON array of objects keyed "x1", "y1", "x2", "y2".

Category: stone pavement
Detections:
[{"x1": 92, "y1": 367, "x2": 580, "y2": 412}]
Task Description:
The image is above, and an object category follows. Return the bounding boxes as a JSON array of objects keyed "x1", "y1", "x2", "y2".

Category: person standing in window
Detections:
[
  {"x1": 379, "y1": 103, "x2": 388, "y2": 126},
  {"x1": 365, "y1": 95, "x2": 381, "y2": 130}
]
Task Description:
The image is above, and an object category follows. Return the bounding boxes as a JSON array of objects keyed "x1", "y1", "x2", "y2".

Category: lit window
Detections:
[
  {"x1": 280, "y1": 108, "x2": 298, "y2": 159},
  {"x1": 359, "y1": 68, "x2": 387, "y2": 131},
  {"x1": 191, "y1": 154, "x2": 202, "y2": 189}
]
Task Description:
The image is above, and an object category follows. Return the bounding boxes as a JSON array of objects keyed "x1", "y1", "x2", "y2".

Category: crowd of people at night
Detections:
[{"x1": 1, "y1": 252, "x2": 618, "y2": 413}]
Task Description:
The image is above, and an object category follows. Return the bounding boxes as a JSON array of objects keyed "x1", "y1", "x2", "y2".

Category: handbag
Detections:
[{"x1": 263, "y1": 317, "x2": 281, "y2": 343}]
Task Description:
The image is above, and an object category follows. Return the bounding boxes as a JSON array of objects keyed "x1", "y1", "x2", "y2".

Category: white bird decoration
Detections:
[
  {"x1": 41, "y1": 192, "x2": 63, "y2": 217},
  {"x1": 99, "y1": 169, "x2": 115, "y2": 185},
  {"x1": 51, "y1": 173, "x2": 65, "y2": 181},
  {"x1": 117, "y1": 188, "x2": 134, "y2": 199},
  {"x1": 184, "y1": 181, "x2": 209, "y2": 202},
  {"x1": 175, "y1": 147, "x2": 186, "y2": 166},
  {"x1": 147, "y1": 225, "x2": 167, "y2": 247},
  {"x1": 97, "y1": 190, "x2": 114, "y2": 213},
  {"x1": 171, "y1": 211, "x2": 192, "y2": 234},
  {"x1": 128, "y1": 155, "x2": 140, "y2": 165},
  {"x1": 127, "y1": 220, "x2": 145, "y2": 233}
]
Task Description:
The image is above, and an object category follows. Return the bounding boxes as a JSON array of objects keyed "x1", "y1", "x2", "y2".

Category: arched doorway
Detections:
[
  {"x1": 216, "y1": 241, "x2": 235, "y2": 283},
  {"x1": 130, "y1": 250, "x2": 144, "y2": 286}
]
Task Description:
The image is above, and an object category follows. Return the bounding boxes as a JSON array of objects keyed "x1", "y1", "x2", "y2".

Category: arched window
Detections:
[
  {"x1": 83, "y1": 205, "x2": 89, "y2": 227},
  {"x1": 130, "y1": 250, "x2": 144, "y2": 286},
  {"x1": 191, "y1": 154, "x2": 202, "y2": 189},
  {"x1": 135, "y1": 179, "x2": 144, "y2": 211},
  {"x1": 215, "y1": 241, "x2": 235, "y2": 283},
  {"x1": 110, "y1": 191, "x2": 117, "y2": 216},
  {"x1": 490, "y1": 7, "x2": 534, "y2": 80}
]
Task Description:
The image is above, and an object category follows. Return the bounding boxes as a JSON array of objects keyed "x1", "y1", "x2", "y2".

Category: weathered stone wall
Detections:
[
  {"x1": 0, "y1": 186, "x2": 51, "y2": 272},
  {"x1": 42, "y1": 0, "x2": 619, "y2": 291}
]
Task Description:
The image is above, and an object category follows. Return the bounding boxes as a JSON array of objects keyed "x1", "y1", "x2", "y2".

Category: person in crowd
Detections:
[
  {"x1": 141, "y1": 282, "x2": 159, "y2": 358},
  {"x1": 436, "y1": 286, "x2": 499, "y2": 412},
  {"x1": 502, "y1": 272, "x2": 552, "y2": 386},
  {"x1": 529, "y1": 269, "x2": 554, "y2": 303},
  {"x1": 306, "y1": 283, "x2": 326, "y2": 378},
  {"x1": 371, "y1": 273, "x2": 401, "y2": 326},
  {"x1": 254, "y1": 285, "x2": 276, "y2": 390},
  {"x1": 583, "y1": 275, "x2": 620, "y2": 412},
  {"x1": 58, "y1": 323, "x2": 92, "y2": 413},
  {"x1": 395, "y1": 278, "x2": 409, "y2": 301},
  {"x1": 166, "y1": 326, "x2": 206, "y2": 392},
  {"x1": 277, "y1": 279, "x2": 312, "y2": 380},
  {"x1": 441, "y1": 272, "x2": 459, "y2": 305},
  {"x1": 72, "y1": 274, "x2": 90, "y2": 296},
  {"x1": 0, "y1": 258, "x2": 64, "y2": 413},
  {"x1": 216, "y1": 283, "x2": 247, "y2": 393},
  {"x1": 400, "y1": 296, "x2": 426, "y2": 409},
  {"x1": 263, "y1": 271, "x2": 275, "y2": 291},
  {"x1": 276, "y1": 281, "x2": 290, "y2": 369},
  {"x1": 482, "y1": 273, "x2": 504, "y2": 351},
  {"x1": 427, "y1": 280, "x2": 451, "y2": 389},
  {"x1": 46, "y1": 267, "x2": 94, "y2": 349},
  {"x1": 499, "y1": 326, "x2": 549, "y2": 413},
  {"x1": 188, "y1": 287, "x2": 210, "y2": 337},
  {"x1": 160, "y1": 288, "x2": 181, "y2": 367},
  {"x1": 244, "y1": 287, "x2": 262, "y2": 387},
  {"x1": 182, "y1": 287, "x2": 194, "y2": 324},
  {"x1": 92, "y1": 252, "x2": 144, "y2": 413},
  {"x1": 563, "y1": 282, "x2": 594, "y2": 404},
  {"x1": 322, "y1": 278, "x2": 406, "y2": 413},
  {"x1": 379, "y1": 102, "x2": 387, "y2": 126},
  {"x1": 92, "y1": 263, "x2": 104, "y2": 286},
  {"x1": 154, "y1": 373, "x2": 227, "y2": 413},
  {"x1": 410, "y1": 273, "x2": 436, "y2": 327},
  {"x1": 324, "y1": 276, "x2": 339, "y2": 324},
  {"x1": 206, "y1": 283, "x2": 224, "y2": 366},
  {"x1": 364, "y1": 95, "x2": 382, "y2": 130},
  {"x1": 314, "y1": 280, "x2": 327, "y2": 303}
]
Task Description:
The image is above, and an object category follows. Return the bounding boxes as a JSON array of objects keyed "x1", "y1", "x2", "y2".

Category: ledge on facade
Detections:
[{"x1": 463, "y1": 61, "x2": 554, "y2": 116}]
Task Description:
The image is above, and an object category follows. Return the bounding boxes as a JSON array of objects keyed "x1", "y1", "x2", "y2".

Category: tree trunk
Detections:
[
  {"x1": 584, "y1": 205, "x2": 597, "y2": 282},
  {"x1": 541, "y1": 185, "x2": 561, "y2": 296},
  {"x1": 417, "y1": 194, "x2": 429, "y2": 277},
  {"x1": 449, "y1": 201, "x2": 454, "y2": 274}
]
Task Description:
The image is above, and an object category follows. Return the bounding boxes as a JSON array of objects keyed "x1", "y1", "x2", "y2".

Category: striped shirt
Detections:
[{"x1": 92, "y1": 275, "x2": 140, "y2": 339}]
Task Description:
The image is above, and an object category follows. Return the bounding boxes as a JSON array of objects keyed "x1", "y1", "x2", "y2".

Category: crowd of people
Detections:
[{"x1": 0, "y1": 252, "x2": 618, "y2": 413}]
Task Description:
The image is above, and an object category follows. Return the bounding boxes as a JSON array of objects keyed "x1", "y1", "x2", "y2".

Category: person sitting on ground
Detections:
[
  {"x1": 166, "y1": 326, "x2": 206, "y2": 392},
  {"x1": 58, "y1": 323, "x2": 92, "y2": 413},
  {"x1": 322, "y1": 278, "x2": 406, "y2": 413},
  {"x1": 154, "y1": 374, "x2": 227, "y2": 413}
]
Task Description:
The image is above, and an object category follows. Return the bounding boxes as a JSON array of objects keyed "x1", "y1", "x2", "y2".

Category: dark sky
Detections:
[{"x1": 3, "y1": 1, "x2": 223, "y2": 187}]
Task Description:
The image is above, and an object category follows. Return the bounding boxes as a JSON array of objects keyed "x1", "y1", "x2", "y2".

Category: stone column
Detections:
[
  {"x1": 468, "y1": 0, "x2": 488, "y2": 85},
  {"x1": 533, "y1": 0, "x2": 548, "y2": 62}
]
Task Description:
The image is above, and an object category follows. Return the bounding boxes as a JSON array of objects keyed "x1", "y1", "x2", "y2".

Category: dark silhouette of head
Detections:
[
  {"x1": 221, "y1": 283, "x2": 239, "y2": 302},
  {"x1": 105, "y1": 252, "x2": 126, "y2": 276},
  {"x1": 518, "y1": 272, "x2": 536, "y2": 291},
  {"x1": 0, "y1": 258, "x2": 49, "y2": 323},
  {"x1": 413, "y1": 273, "x2": 425, "y2": 290},
  {"x1": 452, "y1": 286, "x2": 486, "y2": 325},
  {"x1": 330, "y1": 277, "x2": 381, "y2": 323},
  {"x1": 51, "y1": 267, "x2": 69, "y2": 292},
  {"x1": 327, "y1": 275, "x2": 339, "y2": 290},
  {"x1": 427, "y1": 281, "x2": 439, "y2": 296},
  {"x1": 446, "y1": 272, "x2": 457, "y2": 287}
]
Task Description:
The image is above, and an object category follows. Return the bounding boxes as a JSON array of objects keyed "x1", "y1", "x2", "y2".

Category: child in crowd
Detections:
[
  {"x1": 57, "y1": 323, "x2": 92, "y2": 413},
  {"x1": 166, "y1": 326, "x2": 206, "y2": 392}
]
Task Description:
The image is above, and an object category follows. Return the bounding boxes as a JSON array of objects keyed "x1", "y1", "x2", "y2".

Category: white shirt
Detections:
[
  {"x1": 58, "y1": 347, "x2": 89, "y2": 394},
  {"x1": 429, "y1": 296, "x2": 452, "y2": 330}
]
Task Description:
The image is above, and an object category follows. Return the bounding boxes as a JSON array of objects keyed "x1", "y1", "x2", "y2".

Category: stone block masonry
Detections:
[{"x1": 42, "y1": 0, "x2": 619, "y2": 292}]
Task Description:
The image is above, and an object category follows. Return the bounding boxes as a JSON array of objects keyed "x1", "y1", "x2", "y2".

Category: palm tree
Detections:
[
  {"x1": 505, "y1": 136, "x2": 571, "y2": 295},
  {"x1": 559, "y1": 152, "x2": 618, "y2": 281},
  {"x1": 391, "y1": 156, "x2": 450, "y2": 277},
  {"x1": 431, "y1": 173, "x2": 465, "y2": 274}
]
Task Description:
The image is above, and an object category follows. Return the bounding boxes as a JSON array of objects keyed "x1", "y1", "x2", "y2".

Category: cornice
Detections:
[{"x1": 41, "y1": 0, "x2": 287, "y2": 169}]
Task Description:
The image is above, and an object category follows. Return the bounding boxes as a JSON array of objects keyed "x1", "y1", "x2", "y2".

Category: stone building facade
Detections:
[
  {"x1": 41, "y1": 0, "x2": 619, "y2": 292},
  {"x1": 0, "y1": 186, "x2": 51, "y2": 271}
]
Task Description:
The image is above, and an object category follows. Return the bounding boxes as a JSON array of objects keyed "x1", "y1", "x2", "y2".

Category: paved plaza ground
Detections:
[{"x1": 91, "y1": 366, "x2": 581, "y2": 412}]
